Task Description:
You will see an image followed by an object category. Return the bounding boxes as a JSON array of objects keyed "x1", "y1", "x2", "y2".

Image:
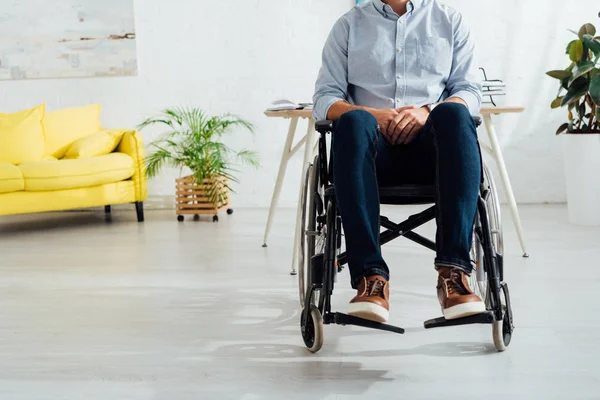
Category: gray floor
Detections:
[{"x1": 0, "y1": 205, "x2": 598, "y2": 400}]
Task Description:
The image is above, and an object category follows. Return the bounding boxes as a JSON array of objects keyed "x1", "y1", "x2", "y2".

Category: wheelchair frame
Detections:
[{"x1": 298, "y1": 119, "x2": 515, "y2": 353}]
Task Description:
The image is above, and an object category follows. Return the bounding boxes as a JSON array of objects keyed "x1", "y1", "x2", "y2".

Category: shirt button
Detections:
[{"x1": 396, "y1": 47, "x2": 401, "y2": 52}]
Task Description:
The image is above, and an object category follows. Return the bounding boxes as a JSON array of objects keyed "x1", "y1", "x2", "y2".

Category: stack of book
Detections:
[
  {"x1": 479, "y1": 67, "x2": 506, "y2": 107},
  {"x1": 267, "y1": 99, "x2": 313, "y2": 112}
]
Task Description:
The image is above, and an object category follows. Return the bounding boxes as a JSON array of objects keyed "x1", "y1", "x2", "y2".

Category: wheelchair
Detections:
[{"x1": 297, "y1": 118, "x2": 514, "y2": 353}]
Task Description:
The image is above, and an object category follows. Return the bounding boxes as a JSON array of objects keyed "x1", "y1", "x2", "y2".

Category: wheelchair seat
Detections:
[
  {"x1": 325, "y1": 184, "x2": 435, "y2": 205},
  {"x1": 379, "y1": 184, "x2": 435, "y2": 205}
]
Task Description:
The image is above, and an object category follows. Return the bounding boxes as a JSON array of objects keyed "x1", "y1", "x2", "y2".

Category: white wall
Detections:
[
  {"x1": 443, "y1": 0, "x2": 600, "y2": 204},
  {"x1": 0, "y1": 0, "x2": 598, "y2": 207}
]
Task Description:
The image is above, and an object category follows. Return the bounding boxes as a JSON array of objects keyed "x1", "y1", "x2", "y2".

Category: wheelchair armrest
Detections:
[{"x1": 316, "y1": 120, "x2": 334, "y2": 134}]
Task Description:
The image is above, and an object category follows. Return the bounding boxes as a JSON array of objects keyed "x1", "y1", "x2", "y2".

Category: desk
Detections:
[{"x1": 264, "y1": 107, "x2": 529, "y2": 274}]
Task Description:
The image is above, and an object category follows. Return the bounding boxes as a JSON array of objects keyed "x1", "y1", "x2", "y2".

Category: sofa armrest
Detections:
[{"x1": 116, "y1": 130, "x2": 147, "y2": 202}]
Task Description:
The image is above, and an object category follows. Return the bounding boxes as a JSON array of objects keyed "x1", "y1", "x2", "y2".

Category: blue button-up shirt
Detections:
[{"x1": 313, "y1": 0, "x2": 482, "y2": 121}]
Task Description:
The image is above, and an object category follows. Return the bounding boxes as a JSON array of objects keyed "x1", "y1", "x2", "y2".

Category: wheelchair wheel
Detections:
[
  {"x1": 484, "y1": 164, "x2": 504, "y2": 257},
  {"x1": 469, "y1": 164, "x2": 504, "y2": 305},
  {"x1": 301, "y1": 305, "x2": 324, "y2": 353},
  {"x1": 298, "y1": 156, "x2": 325, "y2": 309},
  {"x1": 492, "y1": 285, "x2": 512, "y2": 351}
]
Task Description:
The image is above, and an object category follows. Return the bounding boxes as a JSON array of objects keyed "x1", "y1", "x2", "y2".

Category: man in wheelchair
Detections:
[{"x1": 313, "y1": 0, "x2": 484, "y2": 324}]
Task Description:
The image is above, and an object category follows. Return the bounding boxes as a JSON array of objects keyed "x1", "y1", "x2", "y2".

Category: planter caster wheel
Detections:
[
  {"x1": 177, "y1": 215, "x2": 184, "y2": 222},
  {"x1": 227, "y1": 208, "x2": 234, "y2": 215},
  {"x1": 213, "y1": 215, "x2": 219, "y2": 223},
  {"x1": 194, "y1": 214, "x2": 200, "y2": 221}
]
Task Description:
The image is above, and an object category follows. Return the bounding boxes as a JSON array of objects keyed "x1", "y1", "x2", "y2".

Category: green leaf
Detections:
[
  {"x1": 561, "y1": 77, "x2": 590, "y2": 106},
  {"x1": 590, "y1": 75, "x2": 600, "y2": 105},
  {"x1": 569, "y1": 40, "x2": 584, "y2": 62},
  {"x1": 592, "y1": 69, "x2": 600, "y2": 80},
  {"x1": 556, "y1": 123, "x2": 569, "y2": 135},
  {"x1": 583, "y1": 34, "x2": 600, "y2": 55},
  {"x1": 579, "y1": 101, "x2": 587, "y2": 119},
  {"x1": 546, "y1": 70, "x2": 572, "y2": 80},
  {"x1": 551, "y1": 97, "x2": 564, "y2": 109},
  {"x1": 566, "y1": 40, "x2": 577, "y2": 55},
  {"x1": 571, "y1": 61, "x2": 596, "y2": 82},
  {"x1": 579, "y1": 23, "x2": 596, "y2": 40}
]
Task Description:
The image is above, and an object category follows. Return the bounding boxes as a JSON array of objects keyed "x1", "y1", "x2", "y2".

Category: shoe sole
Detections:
[
  {"x1": 348, "y1": 302, "x2": 389, "y2": 323},
  {"x1": 443, "y1": 301, "x2": 486, "y2": 320}
]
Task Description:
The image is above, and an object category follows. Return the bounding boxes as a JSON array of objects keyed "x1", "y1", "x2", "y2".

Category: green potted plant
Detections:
[
  {"x1": 546, "y1": 21, "x2": 600, "y2": 225},
  {"x1": 139, "y1": 107, "x2": 259, "y2": 222}
]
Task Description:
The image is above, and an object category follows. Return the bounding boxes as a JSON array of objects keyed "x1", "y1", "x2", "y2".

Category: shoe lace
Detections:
[
  {"x1": 446, "y1": 271, "x2": 469, "y2": 295},
  {"x1": 366, "y1": 279, "x2": 385, "y2": 297}
]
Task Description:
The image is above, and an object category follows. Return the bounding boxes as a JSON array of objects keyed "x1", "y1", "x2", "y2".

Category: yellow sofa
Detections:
[{"x1": 0, "y1": 104, "x2": 147, "y2": 221}]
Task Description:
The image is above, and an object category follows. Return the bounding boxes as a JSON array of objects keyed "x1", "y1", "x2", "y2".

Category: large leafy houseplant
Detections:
[
  {"x1": 546, "y1": 22, "x2": 600, "y2": 134},
  {"x1": 139, "y1": 107, "x2": 259, "y2": 209}
]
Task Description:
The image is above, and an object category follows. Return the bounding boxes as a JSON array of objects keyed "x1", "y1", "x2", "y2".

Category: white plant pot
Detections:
[{"x1": 564, "y1": 133, "x2": 600, "y2": 226}]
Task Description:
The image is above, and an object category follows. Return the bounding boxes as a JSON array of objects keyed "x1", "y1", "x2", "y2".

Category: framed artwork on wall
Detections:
[
  {"x1": 0, "y1": 0, "x2": 137, "y2": 80},
  {"x1": 356, "y1": 0, "x2": 370, "y2": 5}
]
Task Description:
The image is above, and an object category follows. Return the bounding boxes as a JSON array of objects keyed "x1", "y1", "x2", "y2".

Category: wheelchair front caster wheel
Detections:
[
  {"x1": 492, "y1": 284, "x2": 513, "y2": 352},
  {"x1": 177, "y1": 215, "x2": 184, "y2": 222},
  {"x1": 227, "y1": 208, "x2": 234, "y2": 215},
  {"x1": 301, "y1": 305, "x2": 323, "y2": 353},
  {"x1": 492, "y1": 316, "x2": 512, "y2": 351},
  {"x1": 213, "y1": 215, "x2": 219, "y2": 223},
  {"x1": 194, "y1": 214, "x2": 200, "y2": 221}
]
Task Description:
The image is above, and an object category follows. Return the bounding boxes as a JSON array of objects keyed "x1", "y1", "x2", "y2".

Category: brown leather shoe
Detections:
[
  {"x1": 348, "y1": 275, "x2": 390, "y2": 323},
  {"x1": 437, "y1": 267, "x2": 485, "y2": 320}
]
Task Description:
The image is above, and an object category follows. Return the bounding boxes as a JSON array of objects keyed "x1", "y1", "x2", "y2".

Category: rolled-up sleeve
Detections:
[
  {"x1": 313, "y1": 18, "x2": 350, "y2": 121},
  {"x1": 446, "y1": 12, "x2": 482, "y2": 115}
]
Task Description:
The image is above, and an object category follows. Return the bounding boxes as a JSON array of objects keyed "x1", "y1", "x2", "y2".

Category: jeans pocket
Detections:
[{"x1": 417, "y1": 37, "x2": 451, "y2": 74}]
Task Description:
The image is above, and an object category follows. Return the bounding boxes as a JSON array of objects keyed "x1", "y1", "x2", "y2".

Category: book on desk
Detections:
[{"x1": 267, "y1": 99, "x2": 313, "y2": 112}]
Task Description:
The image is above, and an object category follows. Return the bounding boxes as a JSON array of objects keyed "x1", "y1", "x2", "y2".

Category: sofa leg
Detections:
[
  {"x1": 135, "y1": 201, "x2": 144, "y2": 222},
  {"x1": 105, "y1": 205, "x2": 111, "y2": 214}
]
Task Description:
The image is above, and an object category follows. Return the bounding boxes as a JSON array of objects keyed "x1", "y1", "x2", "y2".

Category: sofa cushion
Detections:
[
  {"x1": 0, "y1": 104, "x2": 46, "y2": 165},
  {"x1": 19, "y1": 153, "x2": 135, "y2": 192},
  {"x1": 43, "y1": 104, "x2": 102, "y2": 159},
  {"x1": 64, "y1": 129, "x2": 126, "y2": 159},
  {"x1": 0, "y1": 164, "x2": 25, "y2": 194}
]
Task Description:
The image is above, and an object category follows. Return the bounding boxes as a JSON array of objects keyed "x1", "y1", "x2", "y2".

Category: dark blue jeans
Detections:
[{"x1": 332, "y1": 103, "x2": 481, "y2": 289}]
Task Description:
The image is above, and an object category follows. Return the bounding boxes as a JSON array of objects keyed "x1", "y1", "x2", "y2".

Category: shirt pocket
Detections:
[{"x1": 417, "y1": 37, "x2": 451, "y2": 74}]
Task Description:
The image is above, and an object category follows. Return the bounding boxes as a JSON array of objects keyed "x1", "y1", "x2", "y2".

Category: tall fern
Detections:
[{"x1": 139, "y1": 107, "x2": 259, "y2": 209}]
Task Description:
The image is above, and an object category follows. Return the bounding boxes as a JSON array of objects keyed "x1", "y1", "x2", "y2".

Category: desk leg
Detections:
[
  {"x1": 263, "y1": 117, "x2": 299, "y2": 248},
  {"x1": 483, "y1": 115, "x2": 529, "y2": 257},
  {"x1": 291, "y1": 119, "x2": 316, "y2": 275}
]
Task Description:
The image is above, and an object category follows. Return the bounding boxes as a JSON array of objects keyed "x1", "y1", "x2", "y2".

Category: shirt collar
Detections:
[{"x1": 373, "y1": 0, "x2": 422, "y2": 18}]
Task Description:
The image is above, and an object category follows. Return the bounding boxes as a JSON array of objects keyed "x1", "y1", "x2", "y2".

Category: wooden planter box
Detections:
[{"x1": 175, "y1": 175, "x2": 232, "y2": 222}]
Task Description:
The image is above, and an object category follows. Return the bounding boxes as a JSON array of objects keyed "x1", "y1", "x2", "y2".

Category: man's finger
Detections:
[
  {"x1": 396, "y1": 122, "x2": 413, "y2": 145},
  {"x1": 394, "y1": 114, "x2": 413, "y2": 144},
  {"x1": 386, "y1": 114, "x2": 401, "y2": 138},
  {"x1": 388, "y1": 114, "x2": 406, "y2": 143},
  {"x1": 403, "y1": 124, "x2": 420, "y2": 144}
]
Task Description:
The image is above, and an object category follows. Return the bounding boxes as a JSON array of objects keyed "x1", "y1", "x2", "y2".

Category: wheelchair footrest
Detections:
[
  {"x1": 424, "y1": 311, "x2": 495, "y2": 329},
  {"x1": 328, "y1": 312, "x2": 405, "y2": 334}
]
